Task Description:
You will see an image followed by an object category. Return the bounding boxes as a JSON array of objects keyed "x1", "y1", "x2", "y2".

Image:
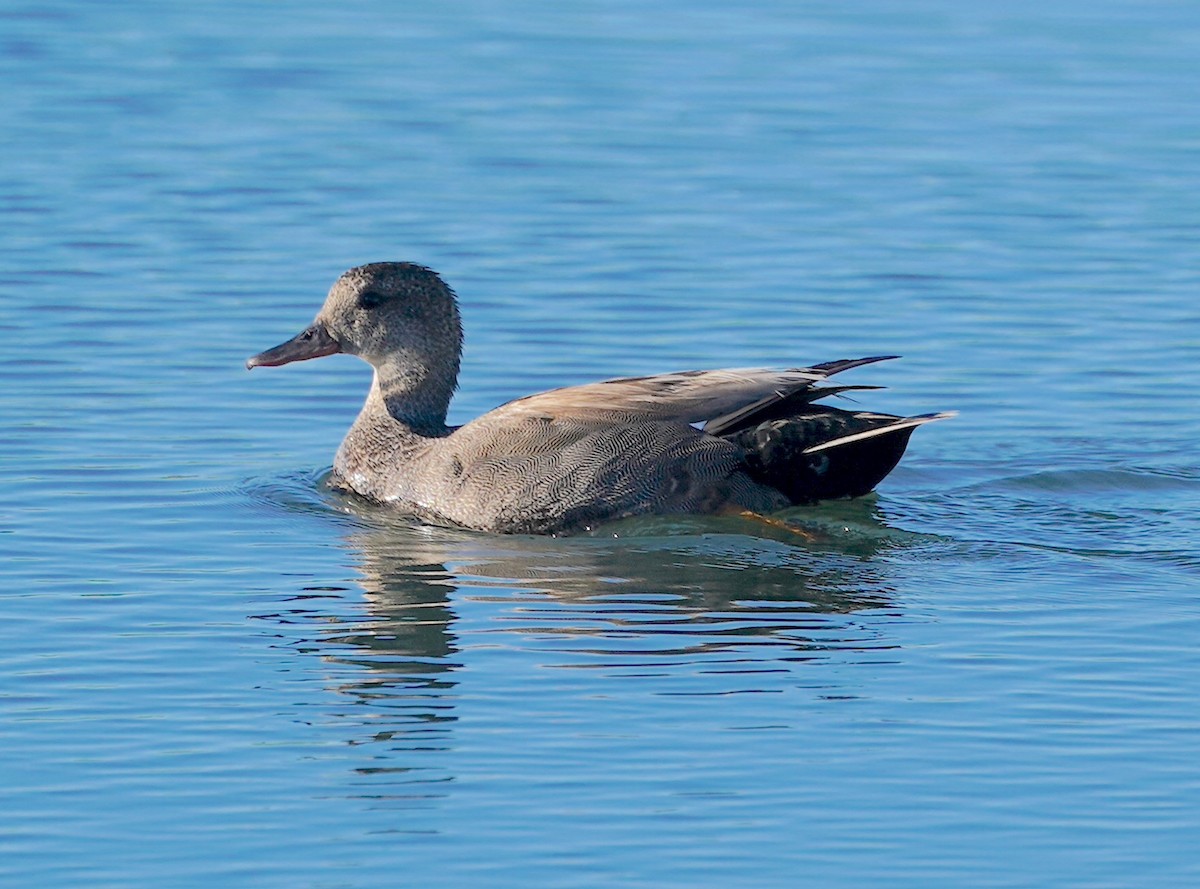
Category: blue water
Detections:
[{"x1": 4, "y1": 1, "x2": 1200, "y2": 886}]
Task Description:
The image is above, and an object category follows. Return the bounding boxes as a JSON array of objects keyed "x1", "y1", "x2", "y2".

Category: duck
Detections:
[{"x1": 247, "y1": 262, "x2": 951, "y2": 535}]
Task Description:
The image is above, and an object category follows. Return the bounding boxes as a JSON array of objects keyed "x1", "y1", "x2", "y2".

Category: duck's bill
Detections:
[{"x1": 246, "y1": 323, "x2": 341, "y2": 369}]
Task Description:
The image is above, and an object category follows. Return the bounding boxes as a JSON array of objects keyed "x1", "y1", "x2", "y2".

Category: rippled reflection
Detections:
[{"x1": 251, "y1": 492, "x2": 931, "y2": 788}]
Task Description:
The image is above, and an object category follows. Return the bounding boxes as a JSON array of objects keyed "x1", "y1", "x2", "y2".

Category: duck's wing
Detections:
[
  {"x1": 703, "y1": 356, "x2": 901, "y2": 436},
  {"x1": 492, "y1": 357, "x2": 897, "y2": 427}
]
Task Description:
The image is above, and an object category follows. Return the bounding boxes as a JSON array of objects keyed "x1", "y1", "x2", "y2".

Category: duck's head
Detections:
[
  {"x1": 248, "y1": 261, "x2": 463, "y2": 371},
  {"x1": 247, "y1": 262, "x2": 464, "y2": 423}
]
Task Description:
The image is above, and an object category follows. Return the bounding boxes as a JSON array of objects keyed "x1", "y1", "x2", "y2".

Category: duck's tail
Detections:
[
  {"x1": 802, "y1": 411, "x2": 956, "y2": 454},
  {"x1": 725, "y1": 406, "x2": 955, "y2": 504}
]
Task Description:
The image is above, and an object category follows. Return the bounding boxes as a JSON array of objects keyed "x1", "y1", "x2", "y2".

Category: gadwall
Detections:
[{"x1": 248, "y1": 262, "x2": 951, "y2": 535}]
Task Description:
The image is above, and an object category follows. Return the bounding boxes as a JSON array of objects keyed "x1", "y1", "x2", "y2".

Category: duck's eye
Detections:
[{"x1": 358, "y1": 290, "x2": 387, "y2": 309}]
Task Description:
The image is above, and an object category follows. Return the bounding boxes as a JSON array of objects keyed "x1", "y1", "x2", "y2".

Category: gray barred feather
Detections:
[{"x1": 248, "y1": 263, "x2": 948, "y2": 535}]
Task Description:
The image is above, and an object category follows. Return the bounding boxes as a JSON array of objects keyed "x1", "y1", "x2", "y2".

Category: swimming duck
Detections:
[{"x1": 248, "y1": 262, "x2": 950, "y2": 535}]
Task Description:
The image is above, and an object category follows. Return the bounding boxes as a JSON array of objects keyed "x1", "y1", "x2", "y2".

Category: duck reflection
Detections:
[
  {"x1": 281, "y1": 496, "x2": 920, "y2": 780},
  {"x1": 334, "y1": 497, "x2": 912, "y2": 662}
]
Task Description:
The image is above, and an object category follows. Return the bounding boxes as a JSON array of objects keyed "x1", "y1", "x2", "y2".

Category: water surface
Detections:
[{"x1": 3, "y1": 1, "x2": 1199, "y2": 887}]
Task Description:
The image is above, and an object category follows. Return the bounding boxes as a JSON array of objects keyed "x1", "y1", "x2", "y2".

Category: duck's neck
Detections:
[
  {"x1": 373, "y1": 352, "x2": 456, "y2": 432},
  {"x1": 333, "y1": 367, "x2": 452, "y2": 497}
]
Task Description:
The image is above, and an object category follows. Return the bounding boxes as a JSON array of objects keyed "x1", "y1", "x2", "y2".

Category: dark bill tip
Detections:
[{"x1": 246, "y1": 322, "x2": 340, "y2": 369}]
